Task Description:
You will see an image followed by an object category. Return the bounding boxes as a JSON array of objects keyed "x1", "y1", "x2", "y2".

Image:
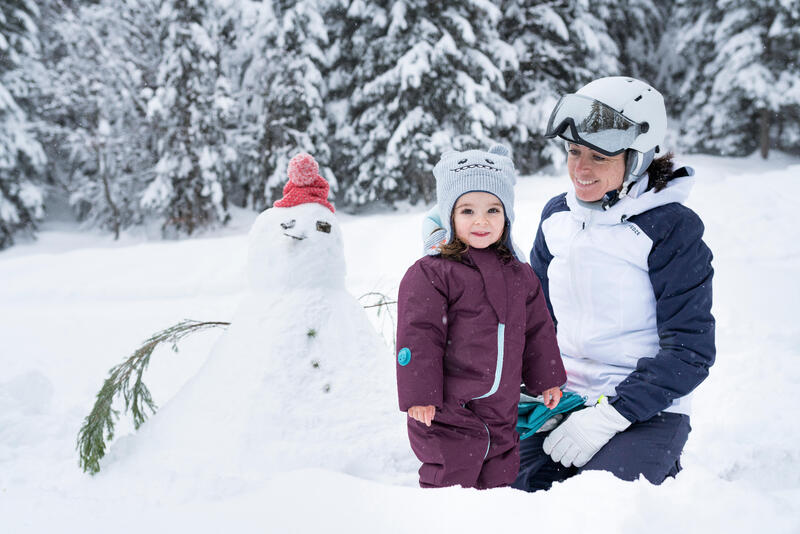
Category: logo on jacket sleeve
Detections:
[{"x1": 397, "y1": 347, "x2": 412, "y2": 366}]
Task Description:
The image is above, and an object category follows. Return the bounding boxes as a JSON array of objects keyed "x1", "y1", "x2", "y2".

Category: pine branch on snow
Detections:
[
  {"x1": 76, "y1": 293, "x2": 402, "y2": 474},
  {"x1": 76, "y1": 319, "x2": 230, "y2": 475}
]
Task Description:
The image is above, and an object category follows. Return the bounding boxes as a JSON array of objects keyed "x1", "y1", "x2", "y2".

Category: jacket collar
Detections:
[
  {"x1": 464, "y1": 247, "x2": 507, "y2": 323},
  {"x1": 565, "y1": 167, "x2": 695, "y2": 224}
]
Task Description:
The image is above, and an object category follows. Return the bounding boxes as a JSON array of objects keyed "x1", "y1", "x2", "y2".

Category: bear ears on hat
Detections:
[{"x1": 488, "y1": 144, "x2": 510, "y2": 157}]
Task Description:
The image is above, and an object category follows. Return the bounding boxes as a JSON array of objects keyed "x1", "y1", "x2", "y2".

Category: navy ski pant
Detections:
[{"x1": 512, "y1": 412, "x2": 691, "y2": 492}]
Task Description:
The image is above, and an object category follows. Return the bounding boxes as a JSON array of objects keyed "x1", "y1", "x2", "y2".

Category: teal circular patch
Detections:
[{"x1": 397, "y1": 347, "x2": 411, "y2": 366}]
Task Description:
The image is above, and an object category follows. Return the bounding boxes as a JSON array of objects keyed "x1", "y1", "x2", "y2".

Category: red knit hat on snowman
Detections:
[{"x1": 273, "y1": 153, "x2": 335, "y2": 213}]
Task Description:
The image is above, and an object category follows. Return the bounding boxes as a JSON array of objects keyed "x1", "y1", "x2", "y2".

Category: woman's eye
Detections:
[
  {"x1": 316, "y1": 221, "x2": 331, "y2": 233},
  {"x1": 593, "y1": 155, "x2": 607, "y2": 162},
  {"x1": 568, "y1": 149, "x2": 579, "y2": 156}
]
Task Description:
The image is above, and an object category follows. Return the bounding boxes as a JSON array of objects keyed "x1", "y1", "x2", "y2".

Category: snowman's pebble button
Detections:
[{"x1": 397, "y1": 347, "x2": 411, "y2": 366}]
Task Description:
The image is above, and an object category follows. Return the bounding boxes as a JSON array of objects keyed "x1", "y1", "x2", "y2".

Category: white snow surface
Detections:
[{"x1": 1, "y1": 153, "x2": 799, "y2": 533}]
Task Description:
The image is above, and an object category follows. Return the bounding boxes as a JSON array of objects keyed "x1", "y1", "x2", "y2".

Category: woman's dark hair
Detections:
[
  {"x1": 645, "y1": 152, "x2": 676, "y2": 192},
  {"x1": 438, "y1": 219, "x2": 514, "y2": 263}
]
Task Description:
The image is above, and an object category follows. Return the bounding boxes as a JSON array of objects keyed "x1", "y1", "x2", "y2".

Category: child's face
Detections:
[{"x1": 453, "y1": 192, "x2": 505, "y2": 249}]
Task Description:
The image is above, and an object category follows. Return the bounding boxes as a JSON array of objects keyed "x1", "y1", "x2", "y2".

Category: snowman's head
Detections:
[
  {"x1": 246, "y1": 153, "x2": 345, "y2": 291},
  {"x1": 247, "y1": 203, "x2": 345, "y2": 291}
]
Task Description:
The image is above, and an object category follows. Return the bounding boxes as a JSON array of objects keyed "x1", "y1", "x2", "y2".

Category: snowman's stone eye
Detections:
[
  {"x1": 281, "y1": 219, "x2": 296, "y2": 230},
  {"x1": 316, "y1": 221, "x2": 331, "y2": 233}
]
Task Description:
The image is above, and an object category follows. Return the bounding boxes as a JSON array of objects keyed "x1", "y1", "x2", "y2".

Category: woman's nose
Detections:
[{"x1": 574, "y1": 154, "x2": 592, "y2": 174}]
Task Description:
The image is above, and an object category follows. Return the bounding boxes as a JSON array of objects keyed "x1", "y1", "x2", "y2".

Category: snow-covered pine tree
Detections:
[
  {"x1": 594, "y1": 0, "x2": 663, "y2": 84},
  {"x1": 0, "y1": 0, "x2": 45, "y2": 249},
  {"x1": 671, "y1": 0, "x2": 800, "y2": 158},
  {"x1": 143, "y1": 0, "x2": 237, "y2": 235},
  {"x1": 500, "y1": 0, "x2": 620, "y2": 173},
  {"x1": 230, "y1": 0, "x2": 333, "y2": 211},
  {"x1": 329, "y1": 0, "x2": 517, "y2": 207},
  {"x1": 29, "y1": 0, "x2": 163, "y2": 238}
]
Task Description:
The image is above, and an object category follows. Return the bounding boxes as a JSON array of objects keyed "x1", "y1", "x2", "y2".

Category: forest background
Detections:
[{"x1": 1, "y1": 0, "x2": 798, "y2": 250}]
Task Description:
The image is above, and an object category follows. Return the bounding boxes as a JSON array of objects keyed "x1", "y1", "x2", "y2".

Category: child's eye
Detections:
[
  {"x1": 459, "y1": 208, "x2": 473, "y2": 215},
  {"x1": 488, "y1": 208, "x2": 501, "y2": 214}
]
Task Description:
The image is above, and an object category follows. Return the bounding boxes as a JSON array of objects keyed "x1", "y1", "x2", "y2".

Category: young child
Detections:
[{"x1": 396, "y1": 144, "x2": 566, "y2": 489}]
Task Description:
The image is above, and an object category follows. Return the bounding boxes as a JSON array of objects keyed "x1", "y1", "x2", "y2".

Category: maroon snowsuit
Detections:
[{"x1": 396, "y1": 247, "x2": 565, "y2": 488}]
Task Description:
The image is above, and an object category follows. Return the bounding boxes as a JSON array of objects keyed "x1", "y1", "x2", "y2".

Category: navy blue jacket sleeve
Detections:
[
  {"x1": 610, "y1": 204, "x2": 716, "y2": 423},
  {"x1": 530, "y1": 194, "x2": 568, "y2": 325}
]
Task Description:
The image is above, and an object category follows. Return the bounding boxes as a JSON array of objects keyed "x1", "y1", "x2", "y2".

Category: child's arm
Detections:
[
  {"x1": 521, "y1": 266, "x2": 567, "y2": 395},
  {"x1": 396, "y1": 260, "x2": 449, "y2": 413}
]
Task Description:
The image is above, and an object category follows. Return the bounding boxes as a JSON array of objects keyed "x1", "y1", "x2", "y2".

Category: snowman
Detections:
[{"x1": 106, "y1": 154, "x2": 407, "y2": 487}]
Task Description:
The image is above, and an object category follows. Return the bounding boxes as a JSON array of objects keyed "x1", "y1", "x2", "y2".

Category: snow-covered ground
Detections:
[{"x1": 1, "y1": 153, "x2": 799, "y2": 533}]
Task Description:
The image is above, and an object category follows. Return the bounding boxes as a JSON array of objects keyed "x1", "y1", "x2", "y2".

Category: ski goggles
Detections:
[{"x1": 544, "y1": 94, "x2": 648, "y2": 156}]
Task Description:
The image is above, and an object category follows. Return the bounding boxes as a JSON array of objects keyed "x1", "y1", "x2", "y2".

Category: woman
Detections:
[{"x1": 513, "y1": 76, "x2": 715, "y2": 491}]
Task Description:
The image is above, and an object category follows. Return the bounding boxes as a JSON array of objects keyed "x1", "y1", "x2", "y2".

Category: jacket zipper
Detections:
[
  {"x1": 569, "y1": 213, "x2": 591, "y2": 356},
  {"x1": 481, "y1": 421, "x2": 491, "y2": 460},
  {"x1": 471, "y1": 323, "x2": 505, "y2": 401},
  {"x1": 462, "y1": 402, "x2": 492, "y2": 461}
]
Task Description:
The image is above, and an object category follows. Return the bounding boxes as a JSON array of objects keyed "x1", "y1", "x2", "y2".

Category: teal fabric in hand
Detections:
[{"x1": 517, "y1": 391, "x2": 586, "y2": 440}]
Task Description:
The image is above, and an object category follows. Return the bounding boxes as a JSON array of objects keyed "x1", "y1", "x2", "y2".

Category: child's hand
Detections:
[
  {"x1": 408, "y1": 405, "x2": 436, "y2": 427},
  {"x1": 542, "y1": 387, "x2": 562, "y2": 410}
]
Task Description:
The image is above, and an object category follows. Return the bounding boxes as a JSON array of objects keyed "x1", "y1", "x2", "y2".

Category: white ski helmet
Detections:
[{"x1": 545, "y1": 76, "x2": 668, "y2": 202}]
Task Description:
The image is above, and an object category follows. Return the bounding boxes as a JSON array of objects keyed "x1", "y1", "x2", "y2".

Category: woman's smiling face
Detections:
[{"x1": 566, "y1": 143, "x2": 626, "y2": 202}]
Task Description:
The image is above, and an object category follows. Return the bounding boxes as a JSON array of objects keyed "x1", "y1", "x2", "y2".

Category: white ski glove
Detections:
[{"x1": 543, "y1": 397, "x2": 631, "y2": 468}]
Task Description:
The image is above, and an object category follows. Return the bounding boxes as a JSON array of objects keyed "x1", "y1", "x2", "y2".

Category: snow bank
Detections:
[{"x1": 1, "y1": 153, "x2": 798, "y2": 533}]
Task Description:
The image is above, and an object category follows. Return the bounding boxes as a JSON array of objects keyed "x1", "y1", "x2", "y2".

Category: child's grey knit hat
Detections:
[{"x1": 428, "y1": 144, "x2": 516, "y2": 252}]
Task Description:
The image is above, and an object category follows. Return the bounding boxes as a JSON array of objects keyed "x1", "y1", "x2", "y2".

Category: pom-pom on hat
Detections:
[
  {"x1": 432, "y1": 144, "x2": 516, "y2": 249},
  {"x1": 273, "y1": 153, "x2": 335, "y2": 213}
]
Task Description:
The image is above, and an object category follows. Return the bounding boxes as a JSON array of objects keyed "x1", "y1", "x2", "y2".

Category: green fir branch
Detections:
[
  {"x1": 77, "y1": 293, "x2": 398, "y2": 475},
  {"x1": 76, "y1": 319, "x2": 229, "y2": 475}
]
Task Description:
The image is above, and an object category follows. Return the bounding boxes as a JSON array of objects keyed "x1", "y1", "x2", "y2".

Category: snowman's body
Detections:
[{"x1": 108, "y1": 200, "x2": 406, "y2": 484}]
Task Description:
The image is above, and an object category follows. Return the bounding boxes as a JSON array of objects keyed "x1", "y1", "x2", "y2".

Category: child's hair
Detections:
[{"x1": 438, "y1": 219, "x2": 514, "y2": 263}]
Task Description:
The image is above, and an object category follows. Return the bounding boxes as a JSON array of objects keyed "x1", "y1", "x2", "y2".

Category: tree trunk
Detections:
[
  {"x1": 99, "y1": 150, "x2": 121, "y2": 240},
  {"x1": 760, "y1": 108, "x2": 770, "y2": 159}
]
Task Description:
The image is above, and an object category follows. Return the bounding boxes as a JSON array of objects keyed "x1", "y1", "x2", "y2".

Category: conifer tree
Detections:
[
  {"x1": 500, "y1": 0, "x2": 620, "y2": 172},
  {"x1": 30, "y1": 0, "x2": 162, "y2": 238},
  {"x1": 594, "y1": 0, "x2": 663, "y2": 83},
  {"x1": 231, "y1": 0, "x2": 333, "y2": 210},
  {"x1": 143, "y1": 0, "x2": 237, "y2": 235},
  {"x1": 0, "y1": 0, "x2": 45, "y2": 249},
  {"x1": 670, "y1": 0, "x2": 800, "y2": 157},
  {"x1": 329, "y1": 0, "x2": 517, "y2": 207}
]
